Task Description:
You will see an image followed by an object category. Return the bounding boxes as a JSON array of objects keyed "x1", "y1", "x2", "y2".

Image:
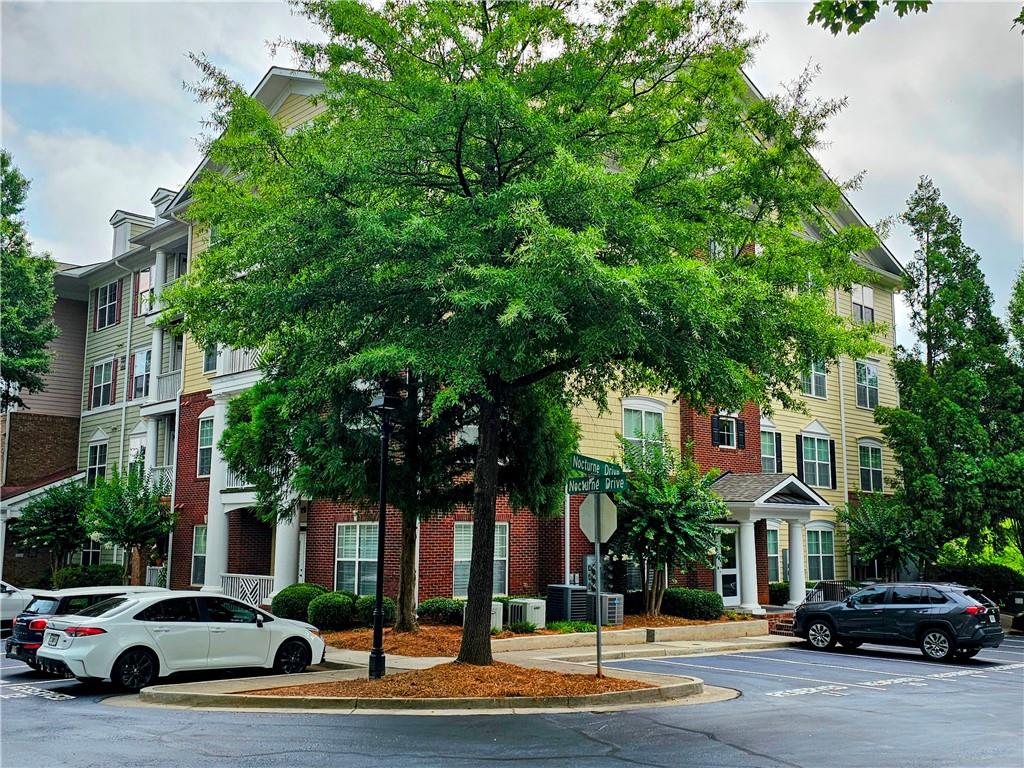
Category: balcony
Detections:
[
  {"x1": 152, "y1": 465, "x2": 173, "y2": 489},
  {"x1": 221, "y1": 347, "x2": 260, "y2": 376},
  {"x1": 221, "y1": 573, "x2": 274, "y2": 607},
  {"x1": 153, "y1": 370, "x2": 181, "y2": 402}
]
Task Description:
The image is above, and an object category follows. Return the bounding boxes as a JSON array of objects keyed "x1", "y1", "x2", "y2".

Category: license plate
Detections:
[
  {"x1": 46, "y1": 633, "x2": 58, "y2": 646},
  {"x1": 989, "y1": 614, "x2": 996, "y2": 623},
  {"x1": 8, "y1": 643, "x2": 19, "y2": 655}
]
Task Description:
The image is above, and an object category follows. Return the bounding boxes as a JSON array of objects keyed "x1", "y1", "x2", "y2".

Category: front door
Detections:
[{"x1": 715, "y1": 527, "x2": 741, "y2": 607}]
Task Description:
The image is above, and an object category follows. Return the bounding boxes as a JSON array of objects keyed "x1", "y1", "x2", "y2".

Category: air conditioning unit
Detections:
[
  {"x1": 508, "y1": 598, "x2": 547, "y2": 629},
  {"x1": 546, "y1": 584, "x2": 589, "y2": 622},
  {"x1": 461, "y1": 601, "x2": 504, "y2": 632},
  {"x1": 587, "y1": 592, "x2": 625, "y2": 626}
]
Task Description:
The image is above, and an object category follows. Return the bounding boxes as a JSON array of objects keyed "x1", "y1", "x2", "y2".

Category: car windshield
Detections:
[
  {"x1": 964, "y1": 589, "x2": 996, "y2": 607},
  {"x1": 76, "y1": 597, "x2": 133, "y2": 618},
  {"x1": 23, "y1": 597, "x2": 59, "y2": 615}
]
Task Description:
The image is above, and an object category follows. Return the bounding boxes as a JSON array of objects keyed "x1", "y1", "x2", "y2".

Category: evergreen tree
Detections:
[{"x1": 7, "y1": 483, "x2": 90, "y2": 578}]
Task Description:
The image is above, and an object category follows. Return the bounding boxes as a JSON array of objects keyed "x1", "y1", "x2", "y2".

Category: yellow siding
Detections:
[
  {"x1": 274, "y1": 93, "x2": 326, "y2": 132},
  {"x1": 182, "y1": 225, "x2": 212, "y2": 395},
  {"x1": 572, "y1": 389, "x2": 680, "y2": 464}
]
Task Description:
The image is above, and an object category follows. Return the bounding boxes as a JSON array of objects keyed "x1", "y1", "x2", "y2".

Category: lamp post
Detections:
[{"x1": 367, "y1": 388, "x2": 400, "y2": 680}]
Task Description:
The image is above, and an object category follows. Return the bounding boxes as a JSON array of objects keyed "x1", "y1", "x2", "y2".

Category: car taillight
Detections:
[
  {"x1": 64, "y1": 626, "x2": 106, "y2": 637},
  {"x1": 28, "y1": 618, "x2": 48, "y2": 631},
  {"x1": 965, "y1": 605, "x2": 987, "y2": 615}
]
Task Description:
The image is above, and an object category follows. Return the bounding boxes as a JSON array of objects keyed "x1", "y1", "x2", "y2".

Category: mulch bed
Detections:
[
  {"x1": 619, "y1": 612, "x2": 748, "y2": 629},
  {"x1": 246, "y1": 661, "x2": 653, "y2": 699}
]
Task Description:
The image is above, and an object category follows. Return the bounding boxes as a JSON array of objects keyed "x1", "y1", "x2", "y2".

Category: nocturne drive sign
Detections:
[
  {"x1": 570, "y1": 453, "x2": 624, "y2": 478},
  {"x1": 565, "y1": 475, "x2": 627, "y2": 494}
]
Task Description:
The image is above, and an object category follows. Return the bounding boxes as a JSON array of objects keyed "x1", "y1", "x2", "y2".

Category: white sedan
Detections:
[
  {"x1": 35, "y1": 591, "x2": 325, "y2": 690},
  {"x1": 1, "y1": 580, "x2": 33, "y2": 631}
]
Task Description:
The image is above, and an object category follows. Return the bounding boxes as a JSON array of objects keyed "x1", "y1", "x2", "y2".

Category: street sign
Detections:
[
  {"x1": 566, "y1": 475, "x2": 627, "y2": 495},
  {"x1": 579, "y1": 493, "x2": 617, "y2": 543},
  {"x1": 570, "y1": 453, "x2": 624, "y2": 477}
]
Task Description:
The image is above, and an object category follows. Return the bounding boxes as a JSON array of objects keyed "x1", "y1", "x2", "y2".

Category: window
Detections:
[
  {"x1": 203, "y1": 344, "x2": 218, "y2": 374},
  {"x1": 171, "y1": 338, "x2": 184, "y2": 372},
  {"x1": 761, "y1": 430, "x2": 779, "y2": 472},
  {"x1": 801, "y1": 435, "x2": 831, "y2": 488},
  {"x1": 197, "y1": 416, "x2": 214, "y2": 477},
  {"x1": 81, "y1": 537, "x2": 102, "y2": 566},
  {"x1": 806, "y1": 527, "x2": 835, "y2": 581},
  {"x1": 95, "y1": 281, "x2": 119, "y2": 329},
  {"x1": 132, "y1": 349, "x2": 151, "y2": 400},
  {"x1": 136, "y1": 597, "x2": 201, "y2": 622},
  {"x1": 852, "y1": 284, "x2": 875, "y2": 324},
  {"x1": 87, "y1": 443, "x2": 107, "y2": 486},
  {"x1": 623, "y1": 400, "x2": 664, "y2": 453},
  {"x1": 891, "y1": 586, "x2": 925, "y2": 605},
  {"x1": 716, "y1": 415, "x2": 736, "y2": 448},
  {"x1": 191, "y1": 526, "x2": 207, "y2": 585},
  {"x1": 335, "y1": 522, "x2": 378, "y2": 595},
  {"x1": 800, "y1": 361, "x2": 827, "y2": 398},
  {"x1": 766, "y1": 527, "x2": 781, "y2": 582},
  {"x1": 850, "y1": 585, "x2": 887, "y2": 605},
  {"x1": 856, "y1": 361, "x2": 879, "y2": 409},
  {"x1": 205, "y1": 597, "x2": 259, "y2": 624},
  {"x1": 135, "y1": 268, "x2": 152, "y2": 314},
  {"x1": 91, "y1": 360, "x2": 114, "y2": 408},
  {"x1": 927, "y1": 588, "x2": 951, "y2": 605},
  {"x1": 453, "y1": 522, "x2": 508, "y2": 597},
  {"x1": 128, "y1": 435, "x2": 146, "y2": 476},
  {"x1": 859, "y1": 441, "x2": 883, "y2": 492}
]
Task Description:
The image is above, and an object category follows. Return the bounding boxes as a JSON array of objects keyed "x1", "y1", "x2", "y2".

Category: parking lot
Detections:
[{"x1": 604, "y1": 635, "x2": 1024, "y2": 701}]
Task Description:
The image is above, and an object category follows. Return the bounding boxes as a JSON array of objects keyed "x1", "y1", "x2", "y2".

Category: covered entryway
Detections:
[
  {"x1": 714, "y1": 526, "x2": 741, "y2": 607},
  {"x1": 711, "y1": 473, "x2": 832, "y2": 614}
]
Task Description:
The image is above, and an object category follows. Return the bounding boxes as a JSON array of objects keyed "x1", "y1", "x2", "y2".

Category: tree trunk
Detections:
[
  {"x1": 653, "y1": 567, "x2": 666, "y2": 616},
  {"x1": 456, "y1": 392, "x2": 502, "y2": 666},
  {"x1": 123, "y1": 547, "x2": 132, "y2": 585},
  {"x1": 394, "y1": 509, "x2": 419, "y2": 632}
]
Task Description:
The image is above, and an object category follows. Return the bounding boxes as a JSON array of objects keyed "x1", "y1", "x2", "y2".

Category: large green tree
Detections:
[
  {"x1": 1, "y1": 149, "x2": 57, "y2": 410},
  {"x1": 838, "y1": 493, "x2": 929, "y2": 580},
  {"x1": 7, "y1": 482, "x2": 90, "y2": 578},
  {"x1": 808, "y1": 1, "x2": 1023, "y2": 35},
  {"x1": 168, "y1": 0, "x2": 876, "y2": 664},
  {"x1": 875, "y1": 177, "x2": 1024, "y2": 557}
]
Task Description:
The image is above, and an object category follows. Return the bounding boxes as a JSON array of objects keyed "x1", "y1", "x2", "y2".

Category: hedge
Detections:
[
  {"x1": 662, "y1": 588, "x2": 724, "y2": 620},
  {"x1": 355, "y1": 594, "x2": 396, "y2": 627},
  {"x1": 925, "y1": 563, "x2": 1024, "y2": 607},
  {"x1": 417, "y1": 597, "x2": 465, "y2": 625},
  {"x1": 768, "y1": 581, "x2": 817, "y2": 606},
  {"x1": 52, "y1": 564, "x2": 125, "y2": 590},
  {"x1": 307, "y1": 592, "x2": 356, "y2": 631},
  {"x1": 271, "y1": 583, "x2": 327, "y2": 621}
]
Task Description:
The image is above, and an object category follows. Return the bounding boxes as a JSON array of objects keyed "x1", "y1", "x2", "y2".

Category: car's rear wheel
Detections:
[
  {"x1": 955, "y1": 647, "x2": 980, "y2": 660},
  {"x1": 920, "y1": 628, "x2": 955, "y2": 661},
  {"x1": 274, "y1": 639, "x2": 311, "y2": 674},
  {"x1": 806, "y1": 620, "x2": 836, "y2": 650},
  {"x1": 839, "y1": 640, "x2": 862, "y2": 650},
  {"x1": 112, "y1": 648, "x2": 158, "y2": 691}
]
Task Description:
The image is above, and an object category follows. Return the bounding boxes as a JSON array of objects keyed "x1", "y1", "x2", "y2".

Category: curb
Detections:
[
  {"x1": 138, "y1": 678, "x2": 703, "y2": 711},
  {"x1": 548, "y1": 637, "x2": 802, "y2": 663}
]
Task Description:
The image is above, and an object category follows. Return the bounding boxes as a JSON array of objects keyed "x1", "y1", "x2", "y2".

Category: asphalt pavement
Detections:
[{"x1": 2, "y1": 638, "x2": 1022, "y2": 768}]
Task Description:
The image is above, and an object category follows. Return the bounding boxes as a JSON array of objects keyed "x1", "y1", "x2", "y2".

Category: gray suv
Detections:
[{"x1": 792, "y1": 582, "x2": 1004, "y2": 661}]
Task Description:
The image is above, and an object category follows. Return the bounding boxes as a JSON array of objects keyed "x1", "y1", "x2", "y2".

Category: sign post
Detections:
[{"x1": 569, "y1": 453, "x2": 625, "y2": 679}]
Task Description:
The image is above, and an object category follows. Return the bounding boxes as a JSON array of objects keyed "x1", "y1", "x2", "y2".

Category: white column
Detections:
[
  {"x1": 738, "y1": 521, "x2": 764, "y2": 615},
  {"x1": 0, "y1": 514, "x2": 7, "y2": 585},
  {"x1": 271, "y1": 514, "x2": 300, "y2": 597},
  {"x1": 201, "y1": 398, "x2": 229, "y2": 592},
  {"x1": 787, "y1": 520, "x2": 807, "y2": 607},
  {"x1": 148, "y1": 327, "x2": 163, "y2": 401},
  {"x1": 152, "y1": 249, "x2": 167, "y2": 309},
  {"x1": 145, "y1": 419, "x2": 158, "y2": 473}
]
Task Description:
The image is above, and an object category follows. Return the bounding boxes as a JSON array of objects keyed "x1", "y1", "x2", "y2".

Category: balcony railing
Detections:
[
  {"x1": 224, "y1": 466, "x2": 253, "y2": 490},
  {"x1": 152, "y1": 465, "x2": 173, "y2": 489},
  {"x1": 221, "y1": 347, "x2": 260, "y2": 376},
  {"x1": 221, "y1": 573, "x2": 275, "y2": 607},
  {"x1": 154, "y1": 370, "x2": 181, "y2": 402}
]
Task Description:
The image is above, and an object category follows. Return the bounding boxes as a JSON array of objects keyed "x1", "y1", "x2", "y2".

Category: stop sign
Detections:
[{"x1": 579, "y1": 493, "x2": 618, "y2": 543}]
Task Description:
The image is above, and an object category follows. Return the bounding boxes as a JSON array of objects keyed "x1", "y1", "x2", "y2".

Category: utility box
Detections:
[
  {"x1": 462, "y1": 601, "x2": 504, "y2": 632},
  {"x1": 587, "y1": 592, "x2": 625, "y2": 626},
  {"x1": 509, "y1": 598, "x2": 547, "y2": 629},
  {"x1": 546, "y1": 584, "x2": 589, "y2": 622}
]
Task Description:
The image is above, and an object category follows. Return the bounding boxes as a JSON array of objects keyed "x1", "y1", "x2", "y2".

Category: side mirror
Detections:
[
  {"x1": 846, "y1": 598, "x2": 855, "y2": 608},
  {"x1": 256, "y1": 614, "x2": 264, "y2": 628},
  {"x1": 0, "y1": 584, "x2": 10, "y2": 594}
]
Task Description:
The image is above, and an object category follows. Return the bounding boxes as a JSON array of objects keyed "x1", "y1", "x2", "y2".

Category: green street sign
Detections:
[
  {"x1": 566, "y1": 474, "x2": 627, "y2": 495},
  {"x1": 570, "y1": 453, "x2": 624, "y2": 477}
]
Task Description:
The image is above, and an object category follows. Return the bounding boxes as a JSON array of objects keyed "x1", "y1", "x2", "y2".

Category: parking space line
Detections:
[
  {"x1": 736, "y1": 653, "x2": 977, "y2": 681},
  {"x1": 633, "y1": 657, "x2": 885, "y2": 690},
  {"x1": 789, "y1": 647, "x2": 1023, "y2": 673}
]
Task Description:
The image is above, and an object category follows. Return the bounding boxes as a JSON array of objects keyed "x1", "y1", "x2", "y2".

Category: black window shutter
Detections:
[
  {"x1": 829, "y1": 440, "x2": 838, "y2": 489},
  {"x1": 795, "y1": 436, "x2": 804, "y2": 481},
  {"x1": 775, "y1": 432, "x2": 784, "y2": 473},
  {"x1": 736, "y1": 420, "x2": 746, "y2": 449},
  {"x1": 710, "y1": 415, "x2": 720, "y2": 446}
]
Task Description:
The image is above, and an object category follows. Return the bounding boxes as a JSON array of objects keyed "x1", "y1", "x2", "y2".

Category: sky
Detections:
[{"x1": 2, "y1": 1, "x2": 1022, "y2": 347}]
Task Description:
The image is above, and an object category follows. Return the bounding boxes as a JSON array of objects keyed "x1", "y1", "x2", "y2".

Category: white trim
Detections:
[
  {"x1": 621, "y1": 395, "x2": 667, "y2": 414},
  {"x1": 752, "y1": 476, "x2": 831, "y2": 508},
  {"x1": 196, "y1": 412, "x2": 215, "y2": 478},
  {"x1": 800, "y1": 419, "x2": 831, "y2": 438},
  {"x1": 87, "y1": 428, "x2": 110, "y2": 443},
  {"x1": 759, "y1": 415, "x2": 777, "y2": 430}
]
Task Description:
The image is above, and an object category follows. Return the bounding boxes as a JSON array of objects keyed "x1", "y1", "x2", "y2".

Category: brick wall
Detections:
[
  {"x1": 2, "y1": 412, "x2": 79, "y2": 486},
  {"x1": 169, "y1": 391, "x2": 214, "y2": 589},
  {"x1": 681, "y1": 402, "x2": 763, "y2": 475},
  {"x1": 227, "y1": 510, "x2": 272, "y2": 575}
]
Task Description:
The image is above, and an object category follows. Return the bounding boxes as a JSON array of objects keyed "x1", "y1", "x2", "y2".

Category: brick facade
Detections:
[
  {"x1": 1, "y1": 412, "x2": 79, "y2": 487},
  {"x1": 681, "y1": 401, "x2": 764, "y2": 475},
  {"x1": 169, "y1": 391, "x2": 214, "y2": 589},
  {"x1": 227, "y1": 510, "x2": 272, "y2": 575}
]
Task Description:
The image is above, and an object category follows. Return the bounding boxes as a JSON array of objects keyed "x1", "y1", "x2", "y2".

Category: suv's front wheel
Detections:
[
  {"x1": 806, "y1": 620, "x2": 837, "y2": 650},
  {"x1": 920, "y1": 628, "x2": 955, "y2": 661}
]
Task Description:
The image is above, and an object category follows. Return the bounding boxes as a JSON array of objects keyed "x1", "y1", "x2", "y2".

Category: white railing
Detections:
[
  {"x1": 221, "y1": 347, "x2": 260, "y2": 376},
  {"x1": 221, "y1": 573, "x2": 275, "y2": 606},
  {"x1": 145, "y1": 566, "x2": 164, "y2": 586},
  {"x1": 152, "y1": 465, "x2": 173, "y2": 489},
  {"x1": 154, "y1": 370, "x2": 181, "y2": 401},
  {"x1": 224, "y1": 466, "x2": 253, "y2": 489}
]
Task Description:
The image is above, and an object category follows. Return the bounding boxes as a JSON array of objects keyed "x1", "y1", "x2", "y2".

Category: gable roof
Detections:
[{"x1": 712, "y1": 472, "x2": 830, "y2": 507}]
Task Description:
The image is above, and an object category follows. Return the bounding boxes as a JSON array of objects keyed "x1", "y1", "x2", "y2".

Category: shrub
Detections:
[
  {"x1": 768, "y1": 582, "x2": 789, "y2": 606},
  {"x1": 51, "y1": 564, "x2": 125, "y2": 590},
  {"x1": 548, "y1": 620, "x2": 598, "y2": 634},
  {"x1": 662, "y1": 588, "x2": 724, "y2": 620},
  {"x1": 925, "y1": 563, "x2": 1024, "y2": 607},
  {"x1": 508, "y1": 621, "x2": 536, "y2": 634},
  {"x1": 307, "y1": 592, "x2": 356, "y2": 631},
  {"x1": 355, "y1": 594, "x2": 396, "y2": 627},
  {"x1": 417, "y1": 597, "x2": 465, "y2": 625},
  {"x1": 271, "y1": 583, "x2": 327, "y2": 621}
]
